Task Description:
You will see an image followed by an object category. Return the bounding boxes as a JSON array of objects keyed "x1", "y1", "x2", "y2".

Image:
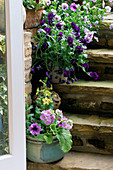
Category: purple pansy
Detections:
[
  {"x1": 75, "y1": 46, "x2": 83, "y2": 54},
  {"x1": 71, "y1": 59, "x2": 77, "y2": 67},
  {"x1": 64, "y1": 70, "x2": 70, "y2": 77},
  {"x1": 67, "y1": 37, "x2": 74, "y2": 46},
  {"x1": 41, "y1": 42, "x2": 48, "y2": 51},
  {"x1": 82, "y1": 63, "x2": 89, "y2": 71},
  {"x1": 74, "y1": 26, "x2": 80, "y2": 33},
  {"x1": 88, "y1": 72, "x2": 99, "y2": 80},
  {"x1": 55, "y1": 15, "x2": 61, "y2": 21},
  {"x1": 31, "y1": 67, "x2": 35, "y2": 73},
  {"x1": 41, "y1": 19, "x2": 46, "y2": 25},
  {"x1": 36, "y1": 66, "x2": 42, "y2": 70},
  {"x1": 47, "y1": 13, "x2": 54, "y2": 21},
  {"x1": 58, "y1": 32, "x2": 63, "y2": 41},
  {"x1": 85, "y1": 32, "x2": 94, "y2": 43},
  {"x1": 44, "y1": 27, "x2": 51, "y2": 34},
  {"x1": 32, "y1": 42, "x2": 37, "y2": 51},
  {"x1": 56, "y1": 23, "x2": 62, "y2": 30},
  {"x1": 70, "y1": 3, "x2": 77, "y2": 12},
  {"x1": 71, "y1": 22, "x2": 77, "y2": 30},
  {"x1": 29, "y1": 123, "x2": 41, "y2": 135},
  {"x1": 46, "y1": 0, "x2": 51, "y2": 6},
  {"x1": 109, "y1": 24, "x2": 113, "y2": 30},
  {"x1": 72, "y1": 78, "x2": 77, "y2": 83},
  {"x1": 75, "y1": 32, "x2": 80, "y2": 39},
  {"x1": 62, "y1": 3, "x2": 68, "y2": 11},
  {"x1": 80, "y1": 39, "x2": 87, "y2": 46},
  {"x1": 60, "y1": 79, "x2": 67, "y2": 83},
  {"x1": 66, "y1": 81, "x2": 71, "y2": 84}
]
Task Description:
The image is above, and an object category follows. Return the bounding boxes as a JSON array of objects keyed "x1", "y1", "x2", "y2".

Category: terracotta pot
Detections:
[
  {"x1": 26, "y1": 136, "x2": 64, "y2": 163},
  {"x1": 24, "y1": 7, "x2": 44, "y2": 29},
  {"x1": 50, "y1": 66, "x2": 67, "y2": 84}
]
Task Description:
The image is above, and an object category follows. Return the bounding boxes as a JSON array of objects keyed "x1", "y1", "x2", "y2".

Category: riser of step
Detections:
[
  {"x1": 65, "y1": 113, "x2": 113, "y2": 154},
  {"x1": 88, "y1": 29, "x2": 113, "y2": 49},
  {"x1": 53, "y1": 81, "x2": 113, "y2": 117},
  {"x1": 88, "y1": 14, "x2": 113, "y2": 49},
  {"x1": 27, "y1": 152, "x2": 113, "y2": 170},
  {"x1": 87, "y1": 49, "x2": 113, "y2": 81}
]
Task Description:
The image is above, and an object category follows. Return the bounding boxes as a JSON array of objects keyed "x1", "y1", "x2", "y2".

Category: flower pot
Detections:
[
  {"x1": 51, "y1": 73, "x2": 67, "y2": 84},
  {"x1": 50, "y1": 66, "x2": 67, "y2": 84},
  {"x1": 24, "y1": 7, "x2": 44, "y2": 29},
  {"x1": 26, "y1": 136, "x2": 65, "y2": 163}
]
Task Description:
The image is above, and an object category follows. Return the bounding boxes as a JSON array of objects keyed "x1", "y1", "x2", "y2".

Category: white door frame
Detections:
[{"x1": 0, "y1": 0, "x2": 26, "y2": 170}]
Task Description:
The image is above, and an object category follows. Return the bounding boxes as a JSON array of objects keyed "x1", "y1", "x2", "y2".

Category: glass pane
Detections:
[{"x1": 0, "y1": 0, "x2": 9, "y2": 155}]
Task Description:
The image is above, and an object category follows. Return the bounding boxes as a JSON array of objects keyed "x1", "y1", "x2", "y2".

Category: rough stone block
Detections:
[
  {"x1": 25, "y1": 94, "x2": 32, "y2": 104},
  {"x1": 27, "y1": 151, "x2": 113, "y2": 170},
  {"x1": 24, "y1": 31, "x2": 31, "y2": 43},
  {"x1": 65, "y1": 113, "x2": 113, "y2": 154},
  {"x1": 25, "y1": 82, "x2": 32, "y2": 96},
  {"x1": 24, "y1": 56, "x2": 32, "y2": 70},
  {"x1": 25, "y1": 69, "x2": 32, "y2": 83},
  {"x1": 25, "y1": 45, "x2": 32, "y2": 57},
  {"x1": 53, "y1": 81, "x2": 113, "y2": 116},
  {"x1": 108, "y1": 39, "x2": 113, "y2": 47}
]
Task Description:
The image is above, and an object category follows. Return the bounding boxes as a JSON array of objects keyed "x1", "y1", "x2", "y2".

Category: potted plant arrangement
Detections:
[
  {"x1": 23, "y1": 0, "x2": 48, "y2": 28},
  {"x1": 26, "y1": 80, "x2": 73, "y2": 163},
  {"x1": 31, "y1": 0, "x2": 111, "y2": 87}
]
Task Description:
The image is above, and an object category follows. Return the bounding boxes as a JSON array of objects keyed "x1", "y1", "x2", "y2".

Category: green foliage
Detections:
[
  {"x1": 0, "y1": 35, "x2": 6, "y2": 54},
  {"x1": 0, "y1": 34, "x2": 9, "y2": 155},
  {"x1": 23, "y1": 0, "x2": 46, "y2": 10},
  {"x1": 56, "y1": 128, "x2": 72, "y2": 153}
]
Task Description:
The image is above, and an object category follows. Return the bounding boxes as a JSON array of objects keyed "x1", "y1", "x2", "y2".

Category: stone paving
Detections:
[{"x1": 27, "y1": 151, "x2": 113, "y2": 170}]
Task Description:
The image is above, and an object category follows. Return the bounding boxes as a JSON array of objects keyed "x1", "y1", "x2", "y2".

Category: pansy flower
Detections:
[
  {"x1": 47, "y1": 13, "x2": 54, "y2": 21},
  {"x1": 70, "y1": 3, "x2": 77, "y2": 12},
  {"x1": 44, "y1": 27, "x2": 51, "y2": 34}
]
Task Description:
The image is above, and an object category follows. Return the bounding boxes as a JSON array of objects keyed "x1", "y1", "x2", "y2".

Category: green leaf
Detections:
[
  {"x1": 37, "y1": 134, "x2": 45, "y2": 141},
  {"x1": 44, "y1": 133, "x2": 53, "y2": 144},
  {"x1": 50, "y1": 124, "x2": 56, "y2": 135},
  {"x1": 56, "y1": 128, "x2": 72, "y2": 153}
]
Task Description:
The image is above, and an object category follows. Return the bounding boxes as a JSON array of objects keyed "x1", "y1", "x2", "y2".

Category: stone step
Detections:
[
  {"x1": 27, "y1": 151, "x2": 113, "y2": 170},
  {"x1": 65, "y1": 113, "x2": 113, "y2": 154},
  {"x1": 53, "y1": 81, "x2": 113, "y2": 117},
  {"x1": 87, "y1": 49, "x2": 113, "y2": 81},
  {"x1": 88, "y1": 13, "x2": 113, "y2": 49}
]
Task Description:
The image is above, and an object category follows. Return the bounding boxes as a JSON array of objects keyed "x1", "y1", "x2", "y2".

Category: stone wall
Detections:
[{"x1": 24, "y1": 31, "x2": 32, "y2": 104}]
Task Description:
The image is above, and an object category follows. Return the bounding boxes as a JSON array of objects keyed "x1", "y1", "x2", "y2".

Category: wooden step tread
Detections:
[
  {"x1": 65, "y1": 113, "x2": 113, "y2": 128},
  {"x1": 53, "y1": 80, "x2": 113, "y2": 95},
  {"x1": 27, "y1": 151, "x2": 113, "y2": 170},
  {"x1": 65, "y1": 114, "x2": 113, "y2": 154},
  {"x1": 87, "y1": 49, "x2": 113, "y2": 63}
]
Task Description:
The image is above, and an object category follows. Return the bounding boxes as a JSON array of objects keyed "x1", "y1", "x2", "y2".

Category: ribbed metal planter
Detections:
[{"x1": 26, "y1": 136, "x2": 65, "y2": 163}]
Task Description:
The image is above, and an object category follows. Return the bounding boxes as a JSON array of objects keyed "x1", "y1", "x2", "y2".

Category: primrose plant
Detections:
[{"x1": 26, "y1": 80, "x2": 73, "y2": 153}]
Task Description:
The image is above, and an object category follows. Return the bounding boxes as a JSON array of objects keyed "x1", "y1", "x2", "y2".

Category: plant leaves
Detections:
[
  {"x1": 44, "y1": 133, "x2": 53, "y2": 144},
  {"x1": 56, "y1": 128, "x2": 72, "y2": 153},
  {"x1": 37, "y1": 134, "x2": 45, "y2": 141}
]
